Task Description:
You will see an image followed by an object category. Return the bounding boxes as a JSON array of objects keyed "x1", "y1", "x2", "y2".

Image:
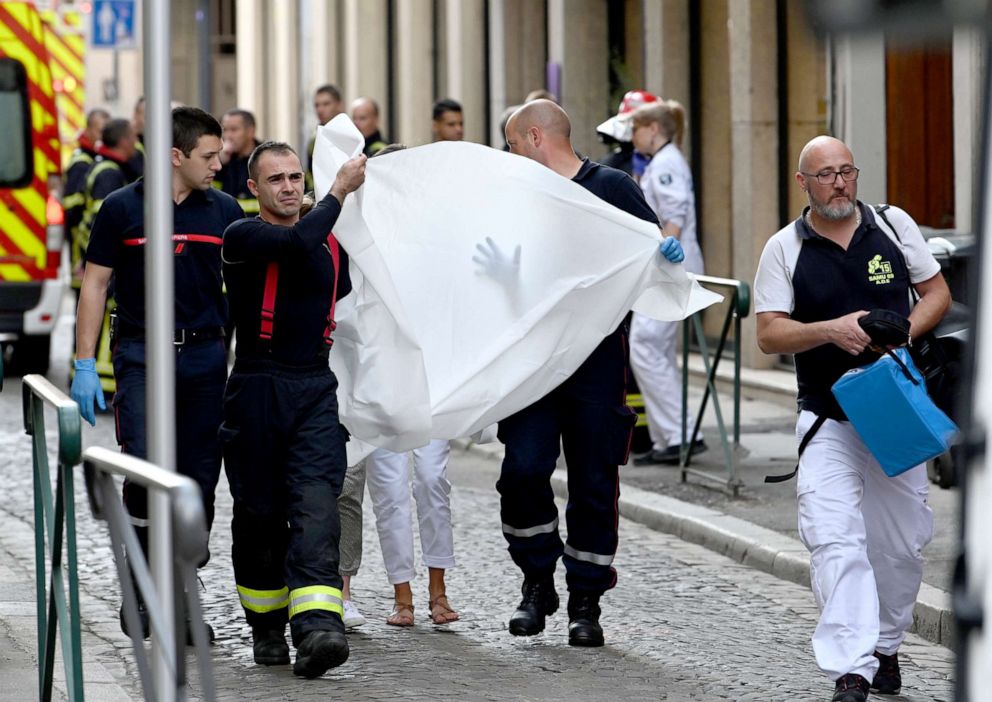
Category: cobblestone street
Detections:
[{"x1": 0, "y1": 369, "x2": 956, "y2": 702}]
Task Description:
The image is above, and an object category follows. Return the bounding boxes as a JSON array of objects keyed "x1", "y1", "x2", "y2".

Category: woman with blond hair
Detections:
[{"x1": 628, "y1": 100, "x2": 707, "y2": 465}]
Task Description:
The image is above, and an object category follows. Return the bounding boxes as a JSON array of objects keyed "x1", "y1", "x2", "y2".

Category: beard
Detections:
[{"x1": 810, "y1": 192, "x2": 856, "y2": 221}]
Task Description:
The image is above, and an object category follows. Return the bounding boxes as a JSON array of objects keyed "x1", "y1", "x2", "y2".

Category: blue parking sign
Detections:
[{"x1": 91, "y1": 0, "x2": 136, "y2": 49}]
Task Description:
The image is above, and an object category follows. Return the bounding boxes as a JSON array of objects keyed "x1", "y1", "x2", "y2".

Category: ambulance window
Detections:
[{"x1": 0, "y1": 58, "x2": 33, "y2": 188}]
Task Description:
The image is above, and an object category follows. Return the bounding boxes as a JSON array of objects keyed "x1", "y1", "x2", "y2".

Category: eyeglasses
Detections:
[{"x1": 802, "y1": 167, "x2": 860, "y2": 185}]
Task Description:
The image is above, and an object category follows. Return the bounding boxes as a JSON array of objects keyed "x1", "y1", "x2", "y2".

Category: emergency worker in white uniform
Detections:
[
  {"x1": 628, "y1": 100, "x2": 706, "y2": 464},
  {"x1": 753, "y1": 136, "x2": 950, "y2": 702}
]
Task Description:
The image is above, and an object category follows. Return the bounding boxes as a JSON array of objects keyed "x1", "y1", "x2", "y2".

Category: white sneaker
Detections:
[{"x1": 342, "y1": 600, "x2": 366, "y2": 630}]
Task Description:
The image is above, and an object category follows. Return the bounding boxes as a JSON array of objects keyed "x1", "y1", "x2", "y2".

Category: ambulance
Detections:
[{"x1": 0, "y1": 0, "x2": 63, "y2": 375}]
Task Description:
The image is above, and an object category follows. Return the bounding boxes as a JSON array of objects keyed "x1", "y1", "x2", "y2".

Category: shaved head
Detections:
[
  {"x1": 507, "y1": 99, "x2": 571, "y2": 141},
  {"x1": 796, "y1": 135, "x2": 859, "y2": 223},
  {"x1": 504, "y1": 99, "x2": 581, "y2": 177},
  {"x1": 797, "y1": 135, "x2": 851, "y2": 174}
]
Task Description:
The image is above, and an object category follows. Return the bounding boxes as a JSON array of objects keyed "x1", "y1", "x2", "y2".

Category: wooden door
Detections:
[{"x1": 885, "y1": 41, "x2": 955, "y2": 228}]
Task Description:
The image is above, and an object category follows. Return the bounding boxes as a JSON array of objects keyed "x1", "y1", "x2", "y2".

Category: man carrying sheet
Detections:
[{"x1": 497, "y1": 99, "x2": 685, "y2": 648}]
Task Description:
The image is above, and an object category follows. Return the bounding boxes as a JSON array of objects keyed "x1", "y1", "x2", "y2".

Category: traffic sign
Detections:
[{"x1": 91, "y1": 0, "x2": 136, "y2": 49}]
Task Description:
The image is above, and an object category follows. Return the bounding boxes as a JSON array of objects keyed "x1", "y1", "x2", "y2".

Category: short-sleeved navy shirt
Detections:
[
  {"x1": 85, "y1": 179, "x2": 245, "y2": 330},
  {"x1": 572, "y1": 158, "x2": 660, "y2": 225}
]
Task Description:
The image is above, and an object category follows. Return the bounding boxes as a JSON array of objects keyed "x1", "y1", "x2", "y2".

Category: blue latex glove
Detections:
[
  {"x1": 70, "y1": 358, "x2": 105, "y2": 426},
  {"x1": 659, "y1": 236, "x2": 685, "y2": 263},
  {"x1": 632, "y1": 151, "x2": 650, "y2": 177}
]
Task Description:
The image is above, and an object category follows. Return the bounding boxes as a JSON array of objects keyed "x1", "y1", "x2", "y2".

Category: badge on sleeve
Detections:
[{"x1": 658, "y1": 173, "x2": 673, "y2": 185}]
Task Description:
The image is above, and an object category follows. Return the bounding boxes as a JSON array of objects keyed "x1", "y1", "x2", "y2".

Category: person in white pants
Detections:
[
  {"x1": 628, "y1": 100, "x2": 706, "y2": 465},
  {"x1": 754, "y1": 135, "x2": 949, "y2": 702},
  {"x1": 365, "y1": 438, "x2": 458, "y2": 626}
]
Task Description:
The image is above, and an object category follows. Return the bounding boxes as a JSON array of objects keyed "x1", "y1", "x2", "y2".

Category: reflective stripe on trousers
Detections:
[
  {"x1": 289, "y1": 585, "x2": 344, "y2": 619},
  {"x1": 237, "y1": 585, "x2": 289, "y2": 614},
  {"x1": 501, "y1": 517, "x2": 559, "y2": 538},
  {"x1": 564, "y1": 544, "x2": 615, "y2": 567}
]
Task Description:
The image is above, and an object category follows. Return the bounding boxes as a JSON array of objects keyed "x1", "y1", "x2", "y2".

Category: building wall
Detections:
[{"x1": 80, "y1": 1, "x2": 975, "y2": 370}]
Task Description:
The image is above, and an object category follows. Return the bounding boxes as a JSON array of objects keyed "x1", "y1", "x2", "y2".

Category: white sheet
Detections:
[{"x1": 312, "y1": 115, "x2": 721, "y2": 462}]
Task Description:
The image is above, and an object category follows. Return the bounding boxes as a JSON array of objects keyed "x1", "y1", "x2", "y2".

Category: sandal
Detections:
[
  {"x1": 428, "y1": 594, "x2": 460, "y2": 625},
  {"x1": 386, "y1": 601, "x2": 414, "y2": 627}
]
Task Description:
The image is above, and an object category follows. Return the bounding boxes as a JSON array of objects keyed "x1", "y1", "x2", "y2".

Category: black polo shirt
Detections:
[
  {"x1": 572, "y1": 158, "x2": 659, "y2": 225},
  {"x1": 85, "y1": 179, "x2": 245, "y2": 330},
  {"x1": 222, "y1": 193, "x2": 351, "y2": 367},
  {"x1": 757, "y1": 202, "x2": 923, "y2": 420}
]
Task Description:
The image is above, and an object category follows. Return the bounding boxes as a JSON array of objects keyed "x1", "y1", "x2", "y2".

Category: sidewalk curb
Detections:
[{"x1": 452, "y1": 439, "x2": 955, "y2": 649}]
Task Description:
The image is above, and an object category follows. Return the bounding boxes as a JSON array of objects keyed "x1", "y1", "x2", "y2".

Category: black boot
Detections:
[
  {"x1": 119, "y1": 599, "x2": 150, "y2": 640},
  {"x1": 252, "y1": 627, "x2": 290, "y2": 666},
  {"x1": 567, "y1": 592, "x2": 604, "y2": 647},
  {"x1": 508, "y1": 577, "x2": 559, "y2": 636},
  {"x1": 293, "y1": 630, "x2": 350, "y2": 678},
  {"x1": 871, "y1": 651, "x2": 901, "y2": 695}
]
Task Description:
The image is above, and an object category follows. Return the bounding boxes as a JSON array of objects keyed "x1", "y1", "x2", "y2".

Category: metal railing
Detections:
[
  {"x1": 83, "y1": 446, "x2": 216, "y2": 702},
  {"x1": 680, "y1": 275, "x2": 752, "y2": 496},
  {"x1": 22, "y1": 374, "x2": 85, "y2": 702}
]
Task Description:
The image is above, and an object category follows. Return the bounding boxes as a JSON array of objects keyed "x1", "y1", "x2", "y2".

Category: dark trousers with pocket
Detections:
[
  {"x1": 496, "y1": 325, "x2": 636, "y2": 595},
  {"x1": 221, "y1": 359, "x2": 347, "y2": 645},
  {"x1": 113, "y1": 336, "x2": 227, "y2": 560}
]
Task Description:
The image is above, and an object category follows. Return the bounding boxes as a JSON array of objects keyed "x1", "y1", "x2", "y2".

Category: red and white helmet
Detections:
[{"x1": 596, "y1": 89, "x2": 660, "y2": 142}]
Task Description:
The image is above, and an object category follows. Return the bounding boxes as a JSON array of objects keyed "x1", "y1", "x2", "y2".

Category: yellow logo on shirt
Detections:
[{"x1": 867, "y1": 254, "x2": 894, "y2": 285}]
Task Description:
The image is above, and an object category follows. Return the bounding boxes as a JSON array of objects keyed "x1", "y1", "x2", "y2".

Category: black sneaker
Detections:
[
  {"x1": 871, "y1": 651, "x2": 901, "y2": 695},
  {"x1": 832, "y1": 673, "x2": 870, "y2": 702},
  {"x1": 293, "y1": 629, "x2": 350, "y2": 678},
  {"x1": 252, "y1": 627, "x2": 290, "y2": 666},
  {"x1": 632, "y1": 439, "x2": 707, "y2": 466},
  {"x1": 508, "y1": 577, "x2": 559, "y2": 636},
  {"x1": 567, "y1": 592, "x2": 604, "y2": 647}
]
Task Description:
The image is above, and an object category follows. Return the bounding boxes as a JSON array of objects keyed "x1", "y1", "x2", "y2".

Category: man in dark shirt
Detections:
[
  {"x1": 216, "y1": 108, "x2": 261, "y2": 214},
  {"x1": 221, "y1": 141, "x2": 366, "y2": 677},
  {"x1": 350, "y1": 97, "x2": 388, "y2": 156},
  {"x1": 498, "y1": 99, "x2": 684, "y2": 648},
  {"x1": 71, "y1": 107, "x2": 244, "y2": 639}
]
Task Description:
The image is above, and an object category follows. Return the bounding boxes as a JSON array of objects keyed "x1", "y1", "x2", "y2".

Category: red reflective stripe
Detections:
[
  {"x1": 324, "y1": 234, "x2": 340, "y2": 347},
  {"x1": 174, "y1": 234, "x2": 224, "y2": 245},
  {"x1": 122, "y1": 234, "x2": 225, "y2": 247},
  {"x1": 259, "y1": 262, "x2": 279, "y2": 341}
]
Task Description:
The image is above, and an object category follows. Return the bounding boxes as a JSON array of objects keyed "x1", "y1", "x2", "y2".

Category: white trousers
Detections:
[
  {"x1": 796, "y1": 411, "x2": 933, "y2": 682},
  {"x1": 629, "y1": 312, "x2": 694, "y2": 449},
  {"x1": 366, "y1": 439, "x2": 456, "y2": 584}
]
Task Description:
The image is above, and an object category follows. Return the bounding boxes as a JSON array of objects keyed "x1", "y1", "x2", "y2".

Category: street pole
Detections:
[{"x1": 143, "y1": 0, "x2": 178, "y2": 699}]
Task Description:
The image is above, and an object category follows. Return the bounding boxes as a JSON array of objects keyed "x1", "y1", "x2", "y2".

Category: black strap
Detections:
[
  {"x1": 873, "y1": 204, "x2": 921, "y2": 305},
  {"x1": 764, "y1": 415, "x2": 828, "y2": 483}
]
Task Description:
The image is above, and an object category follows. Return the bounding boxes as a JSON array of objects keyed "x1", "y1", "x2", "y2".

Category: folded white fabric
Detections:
[{"x1": 313, "y1": 115, "x2": 721, "y2": 462}]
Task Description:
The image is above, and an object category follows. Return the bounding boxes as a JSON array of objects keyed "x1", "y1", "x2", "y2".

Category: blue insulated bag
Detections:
[{"x1": 831, "y1": 348, "x2": 958, "y2": 477}]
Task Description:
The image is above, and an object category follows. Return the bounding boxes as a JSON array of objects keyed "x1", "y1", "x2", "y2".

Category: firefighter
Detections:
[
  {"x1": 78, "y1": 118, "x2": 140, "y2": 252},
  {"x1": 70, "y1": 117, "x2": 141, "y2": 397},
  {"x1": 216, "y1": 108, "x2": 262, "y2": 214},
  {"x1": 70, "y1": 107, "x2": 245, "y2": 640},
  {"x1": 498, "y1": 100, "x2": 684, "y2": 648},
  {"x1": 65, "y1": 108, "x2": 110, "y2": 287},
  {"x1": 220, "y1": 141, "x2": 365, "y2": 677}
]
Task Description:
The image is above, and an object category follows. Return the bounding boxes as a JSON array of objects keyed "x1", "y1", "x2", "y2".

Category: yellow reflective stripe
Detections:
[
  {"x1": 288, "y1": 586, "x2": 343, "y2": 619},
  {"x1": 238, "y1": 198, "x2": 260, "y2": 214},
  {"x1": 63, "y1": 191, "x2": 85, "y2": 209},
  {"x1": 237, "y1": 585, "x2": 290, "y2": 614}
]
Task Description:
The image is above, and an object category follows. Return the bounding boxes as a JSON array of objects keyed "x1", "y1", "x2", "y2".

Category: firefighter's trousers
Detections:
[
  {"x1": 113, "y1": 336, "x2": 226, "y2": 559},
  {"x1": 221, "y1": 359, "x2": 347, "y2": 645},
  {"x1": 496, "y1": 325, "x2": 637, "y2": 595}
]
